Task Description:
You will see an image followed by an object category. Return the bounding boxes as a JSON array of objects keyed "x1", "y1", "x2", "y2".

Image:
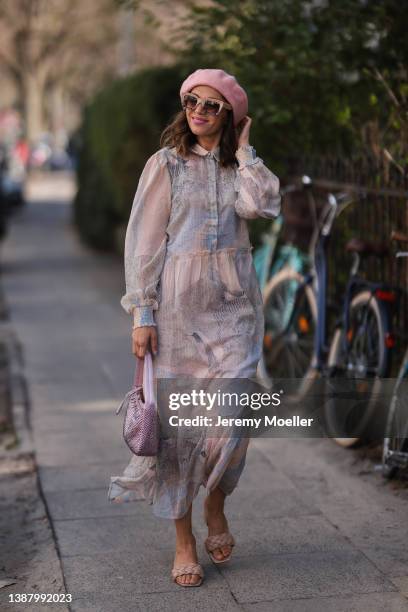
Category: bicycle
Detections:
[
  {"x1": 253, "y1": 179, "x2": 311, "y2": 294},
  {"x1": 256, "y1": 176, "x2": 324, "y2": 384},
  {"x1": 324, "y1": 230, "x2": 397, "y2": 446},
  {"x1": 382, "y1": 231, "x2": 408, "y2": 479},
  {"x1": 257, "y1": 178, "x2": 344, "y2": 388},
  {"x1": 257, "y1": 179, "x2": 397, "y2": 447}
]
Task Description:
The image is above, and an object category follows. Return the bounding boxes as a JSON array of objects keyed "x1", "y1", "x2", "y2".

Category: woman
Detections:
[{"x1": 108, "y1": 68, "x2": 281, "y2": 587}]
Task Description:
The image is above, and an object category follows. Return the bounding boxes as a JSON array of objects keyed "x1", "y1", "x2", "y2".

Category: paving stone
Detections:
[
  {"x1": 70, "y1": 589, "x2": 241, "y2": 612},
  {"x1": 39, "y1": 462, "x2": 127, "y2": 493},
  {"x1": 34, "y1": 433, "x2": 129, "y2": 466},
  {"x1": 54, "y1": 515, "x2": 177, "y2": 557},
  {"x1": 219, "y1": 485, "x2": 321, "y2": 520},
  {"x1": 33, "y1": 410, "x2": 121, "y2": 430},
  {"x1": 195, "y1": 514, "x2": 352, "y2": 557},
  {"x1": 218, "y1": 550, "x2": 396, "y2": 603},
  {"x1": 242, "y1": 592, "x2": 408, "y2": 612},
  {"x1": 358, "y1": 547, "x2": 408, "y2": 579},
  {"x1": 234, "y1": 448, "x2": 298, "y2": 492},
  {"x1": 46, "y1": 487, "x2": 148, "y2": 520},
  {"x1": 37, "y1": 448, "x2": 129, "y2": 468},
  {"x1": 29, "y1": 381, "x2": 120, "y2": 408},
  {"x1": 391, "y1": 576, "x2": 408, "y2": 596},
  {"x1": 62, "y1": 550, "x2": 227, "y2": 598}
]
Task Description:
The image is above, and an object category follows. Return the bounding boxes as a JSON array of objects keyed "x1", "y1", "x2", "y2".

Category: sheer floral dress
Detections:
[{"x1": 108, "y1": 141, "x2": 281, "y2": 519}]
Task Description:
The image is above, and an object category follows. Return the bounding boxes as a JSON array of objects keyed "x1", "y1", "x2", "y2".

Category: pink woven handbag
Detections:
[{"x1": 115, "y1": 350, "x2": 159, "y2": 456}]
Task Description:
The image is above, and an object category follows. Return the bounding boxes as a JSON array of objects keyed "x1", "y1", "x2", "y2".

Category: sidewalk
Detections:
[{"x1": 1, "y1": 172, "x2": 408, "y2": 611}]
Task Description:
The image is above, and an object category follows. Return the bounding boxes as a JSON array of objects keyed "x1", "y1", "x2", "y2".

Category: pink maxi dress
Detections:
[{"x1": 108, "y1": 141, "x2": 281, "y2": 518}]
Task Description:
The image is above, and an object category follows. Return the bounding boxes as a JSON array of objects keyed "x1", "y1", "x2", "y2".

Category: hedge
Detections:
[{"x1": 73, "y1": 65, "x2": 184, "y2": 251}]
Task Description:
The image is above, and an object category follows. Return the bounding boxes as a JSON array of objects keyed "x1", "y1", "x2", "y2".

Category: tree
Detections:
[
  {"x1": 0, "y1": 0, "x2": 120, "y2": 144},
  {"x1": 166, "y1": 0, "x2": 408, "y2": 169}
]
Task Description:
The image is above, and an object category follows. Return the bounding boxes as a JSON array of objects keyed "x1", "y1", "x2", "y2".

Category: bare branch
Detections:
[{"x1": 372, "y1": 67, "x2": 401, "y2": 109}]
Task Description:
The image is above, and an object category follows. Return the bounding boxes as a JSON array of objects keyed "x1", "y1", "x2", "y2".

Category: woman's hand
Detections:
[
  {"x1": 132, "y1": 326, "x2": 158, "y2": 358},
  {"x1": 236, "y1": 116, "x2": 252, "y2": 148}
]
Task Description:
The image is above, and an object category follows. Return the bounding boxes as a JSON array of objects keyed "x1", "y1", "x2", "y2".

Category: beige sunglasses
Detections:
[{"x1": 182, "y1": 93, "x2": 232, "y2": 116}]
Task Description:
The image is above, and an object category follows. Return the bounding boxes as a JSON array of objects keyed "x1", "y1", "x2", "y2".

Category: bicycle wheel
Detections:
[
  {"x1": 382, "y1": 358, "x2": 408, "y2": 479},
  {"x1": 326, "y1": 290, "x2": 392, "y2": 447},
  {"x1": 257, "y1": 267, "x2": 317, "y2": 393}
]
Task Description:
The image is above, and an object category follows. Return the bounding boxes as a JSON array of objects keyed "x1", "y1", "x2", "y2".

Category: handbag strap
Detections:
[
  {"x1": 143, "y1": 351, "x2": 155, "y2": 405},
  {"x1": 132, "y1": 350, "x2": 155, "y2": 405},
  {"x1": 133, "y1": 355, "x2": 144, "y2": 388}
]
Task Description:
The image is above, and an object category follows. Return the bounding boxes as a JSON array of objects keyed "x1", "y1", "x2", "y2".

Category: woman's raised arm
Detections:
[
  {"x1": 234, "y1": 145, "x2": 281, "y2": 220},
  {"x1": 120, "y1": 149, "x2": 171, "y2": 328}
]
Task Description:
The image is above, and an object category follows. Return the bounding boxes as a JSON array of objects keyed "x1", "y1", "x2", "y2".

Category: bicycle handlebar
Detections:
[
  {"x1": 280, "y1": 179, "x2": 365, "y2": 242},
  {"x1": 320, "y1": 190, "x2": 365, "y2": 236}
]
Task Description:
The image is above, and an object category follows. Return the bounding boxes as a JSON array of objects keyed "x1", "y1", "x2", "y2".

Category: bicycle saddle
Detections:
[{"x1": 345, "y1": 237, "x2": 389, "y2": 258}]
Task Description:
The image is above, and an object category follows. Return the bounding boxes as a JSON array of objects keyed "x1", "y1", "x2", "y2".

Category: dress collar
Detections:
[{"x1": 190, "y1": 142, "x2": 220, "y2": 162}]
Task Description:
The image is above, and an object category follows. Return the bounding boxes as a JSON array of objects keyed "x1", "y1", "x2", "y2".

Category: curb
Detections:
[{"x1": 0, "y1": 320, "x2": 34, "y2": 462}]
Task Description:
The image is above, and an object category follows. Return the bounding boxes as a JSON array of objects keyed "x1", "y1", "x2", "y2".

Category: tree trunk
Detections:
[
  {"x1": 24, "y1": 71, "x2": 45, "y2": 144},
  {"x1": 50, "y1": 84, "x2": 67, "y2": 148}
]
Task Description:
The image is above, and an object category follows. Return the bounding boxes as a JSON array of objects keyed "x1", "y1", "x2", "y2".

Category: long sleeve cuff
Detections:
[
  {"x1": 132, "y1": 305, "x2": 156, "y2": 328},
  {"x1": 235, "y1": 145, "x2": 258, "y2": 168}
]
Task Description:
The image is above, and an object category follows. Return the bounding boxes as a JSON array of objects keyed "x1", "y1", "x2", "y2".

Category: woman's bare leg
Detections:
[
  {"x1": 174, "y1": 504, "x2": 200, "y2": 585},
  {"x1": 204, "y1": 486, "x2": 233, "y2": 561}
]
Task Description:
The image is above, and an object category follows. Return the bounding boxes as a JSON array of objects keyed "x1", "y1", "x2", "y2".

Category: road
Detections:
[{"x1": 1, "y1": 172, "x2": 407, "y2": 611}]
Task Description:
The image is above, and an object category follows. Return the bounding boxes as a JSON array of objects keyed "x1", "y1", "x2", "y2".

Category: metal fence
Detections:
[{"x1": 282, "y1": 154, "x2": 408, "y2": 372}]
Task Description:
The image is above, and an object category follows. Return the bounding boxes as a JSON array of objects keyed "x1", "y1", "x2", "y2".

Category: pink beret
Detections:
[{"x1": 180, "y1": 68, "x2": 248, "y2": 127}]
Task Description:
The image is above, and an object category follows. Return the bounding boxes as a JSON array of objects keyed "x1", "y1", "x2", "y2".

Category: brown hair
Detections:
[{"x1": 160, "y1": 108, "x2": 238, "y2": 168}]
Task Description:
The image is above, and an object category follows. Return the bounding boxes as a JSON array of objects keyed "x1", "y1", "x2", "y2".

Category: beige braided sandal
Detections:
[
  {"x1": 205, "y1": 532, "x2": 235, "y2": 564},
  {"x1": 171, "y1": 563, "x2": 204, "y2": 587}
]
